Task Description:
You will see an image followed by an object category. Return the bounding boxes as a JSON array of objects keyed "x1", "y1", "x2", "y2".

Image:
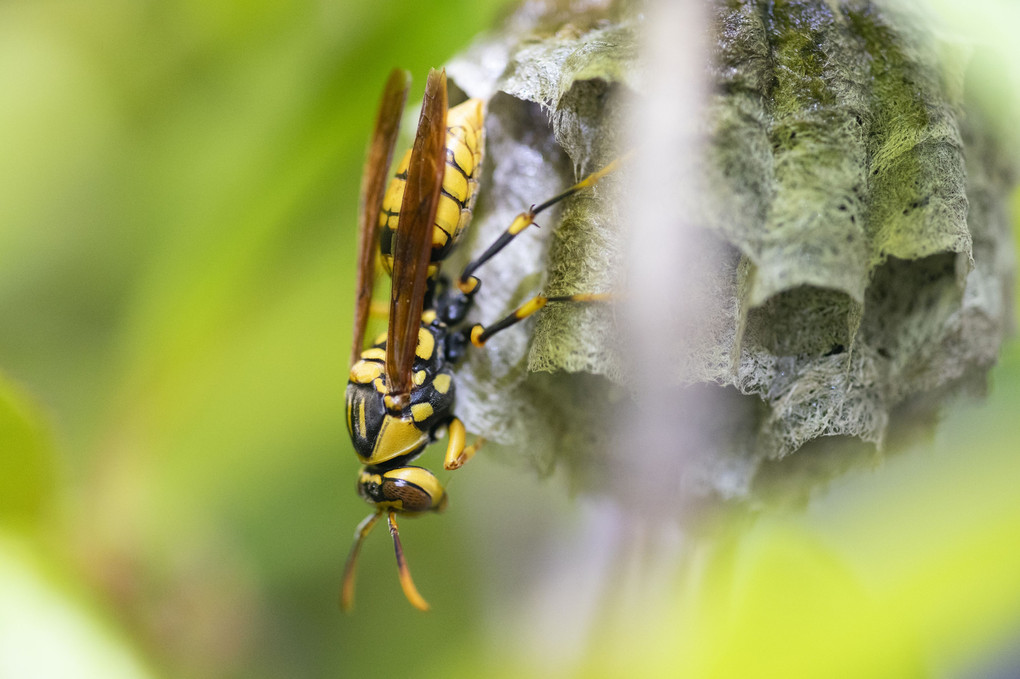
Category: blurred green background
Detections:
[{"x1": 2, "y1": 0, "x2": 1020, "y2": 678}]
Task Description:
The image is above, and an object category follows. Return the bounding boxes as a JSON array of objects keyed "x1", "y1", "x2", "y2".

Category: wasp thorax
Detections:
[{"x1": 345, "y1": 325, "x2": 457, "y2": 468}]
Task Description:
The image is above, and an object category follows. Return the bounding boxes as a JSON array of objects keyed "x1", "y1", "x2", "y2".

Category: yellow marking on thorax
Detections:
[
  {"x1": 411, "y1": 402, "x2": 434, "y2": 422},
  {"x1": 432, "y1": 373, "x2": 451, "y2": 394},
  {"x1": 415, "y1": 327, "x2": 435, "y2": 360},
  {"x1": 346, "y1": 393, "x2": 354, "y2": 436},
  {"x1": 361, "y1": 347, "x2": 386, "y2": 362},
  {"x1": 349, "y1": 360, "x2": 383, "y2": 384},
  {"x1": 367, "y1": 414, "x2": 428, "y2": 465}
]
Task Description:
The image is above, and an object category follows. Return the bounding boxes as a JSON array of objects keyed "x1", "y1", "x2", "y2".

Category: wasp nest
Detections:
[{"x1": 445, "y1": 0, "x2": 1015, "y2": 505}]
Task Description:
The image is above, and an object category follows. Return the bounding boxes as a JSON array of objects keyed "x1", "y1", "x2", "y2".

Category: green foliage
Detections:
[{"x1": 0, "y1": 373, "x2": 55, "y2": 528}]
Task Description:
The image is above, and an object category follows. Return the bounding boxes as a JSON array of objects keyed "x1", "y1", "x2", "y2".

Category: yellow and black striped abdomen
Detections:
[{"x1": 379, "y1": 98, "x2": 485, "y2": 279}]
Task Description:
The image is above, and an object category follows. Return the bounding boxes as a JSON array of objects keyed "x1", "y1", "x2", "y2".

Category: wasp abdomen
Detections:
[{"x1": 379, "y1": 98, "x2": 485, "y2": 280}]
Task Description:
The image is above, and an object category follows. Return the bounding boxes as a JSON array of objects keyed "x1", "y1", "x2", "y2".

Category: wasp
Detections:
[{"x1": 341, "y1": 68, "x2": 618, "y2": 611}]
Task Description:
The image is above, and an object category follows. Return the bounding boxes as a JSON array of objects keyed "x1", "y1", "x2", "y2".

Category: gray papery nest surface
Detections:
[{"x1": 441, "y1": 0, "x2": 1015, "y2": 505}]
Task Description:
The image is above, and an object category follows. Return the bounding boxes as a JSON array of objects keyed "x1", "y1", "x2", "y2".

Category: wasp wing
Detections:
[
  {"x1": 386, "y1": 68, "x2": 447, "y2": 399},
  {"x1": 351, "y1": 68, "x2": 411, "y2": 368}
]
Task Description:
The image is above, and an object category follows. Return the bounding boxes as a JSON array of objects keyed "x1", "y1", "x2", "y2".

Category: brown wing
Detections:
[
  {"x1": 386, "y1": 68, "x2": 447, "y2": 400},
  {"x1": 351, "y1": 68, "x2": 411, "y2": 368}
]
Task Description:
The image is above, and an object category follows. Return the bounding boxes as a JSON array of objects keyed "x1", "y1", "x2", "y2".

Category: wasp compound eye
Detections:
[{"x1": 381, "y1": 478, "x2": 436, "y2": 513}]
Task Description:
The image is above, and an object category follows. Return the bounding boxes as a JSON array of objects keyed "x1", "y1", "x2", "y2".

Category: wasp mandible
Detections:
[{"x1": 341, "y1": 68, "x2": 618, "y2": 611}]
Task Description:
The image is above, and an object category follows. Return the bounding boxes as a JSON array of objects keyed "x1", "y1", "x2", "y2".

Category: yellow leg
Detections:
[
  {"x1": 387, "y1": 511, "x2": 430, "y2": 611},
  {"x1": 340, "y1": 510, "x2": 383, "y2": 612},
  {"x1": 470, "y1": 293, "x2": 613, "y2": 348},
  {"x1": 456, "y1": 158, "x2": 624, "y2": 293},
  {"x1": 443, "y1": 417, "x2": 485, "y2": 470}
]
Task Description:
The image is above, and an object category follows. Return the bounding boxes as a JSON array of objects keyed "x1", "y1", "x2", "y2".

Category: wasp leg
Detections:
[
  {"x1": 456, "y1": 158, "x2": 623, "y2": 294},
  {"x1": 443, "y1": 416, "x2": 485, "y2": 470},
  {"x1": 387, "y1": 511, "x2": 430, "y2": 611},
  {"x1": 340, "y1": 510, "x2": 384, "y2": 611},
  {"x1": 469, "y1": 293, "x2": 612, "y2": 348}
]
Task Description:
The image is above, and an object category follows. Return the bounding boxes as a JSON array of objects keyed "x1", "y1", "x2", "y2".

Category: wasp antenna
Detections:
[
  {"x1": 387, "y1": 511, "x2": 430, "y2": 611},
  {"x1": 340, "y1": 511, "x2": 383, "y2": 612}
]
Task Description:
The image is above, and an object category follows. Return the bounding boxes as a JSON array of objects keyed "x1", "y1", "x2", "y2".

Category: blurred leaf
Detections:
[
  {"x1": 0, "y1": 535, "x2": 155, "y2": 679},
  {"x1": 0, "y1": 372, "x2": 56, "y2": 529}
]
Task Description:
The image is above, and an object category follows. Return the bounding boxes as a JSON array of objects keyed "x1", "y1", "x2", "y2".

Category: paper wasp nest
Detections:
[{"x1": 444, "y1": 0, "x2": 1015, "y2": 504}]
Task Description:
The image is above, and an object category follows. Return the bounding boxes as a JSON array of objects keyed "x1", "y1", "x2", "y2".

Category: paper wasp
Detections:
[{"x1": 341, "y1": 68, "x2": 617, "y2": 611}]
